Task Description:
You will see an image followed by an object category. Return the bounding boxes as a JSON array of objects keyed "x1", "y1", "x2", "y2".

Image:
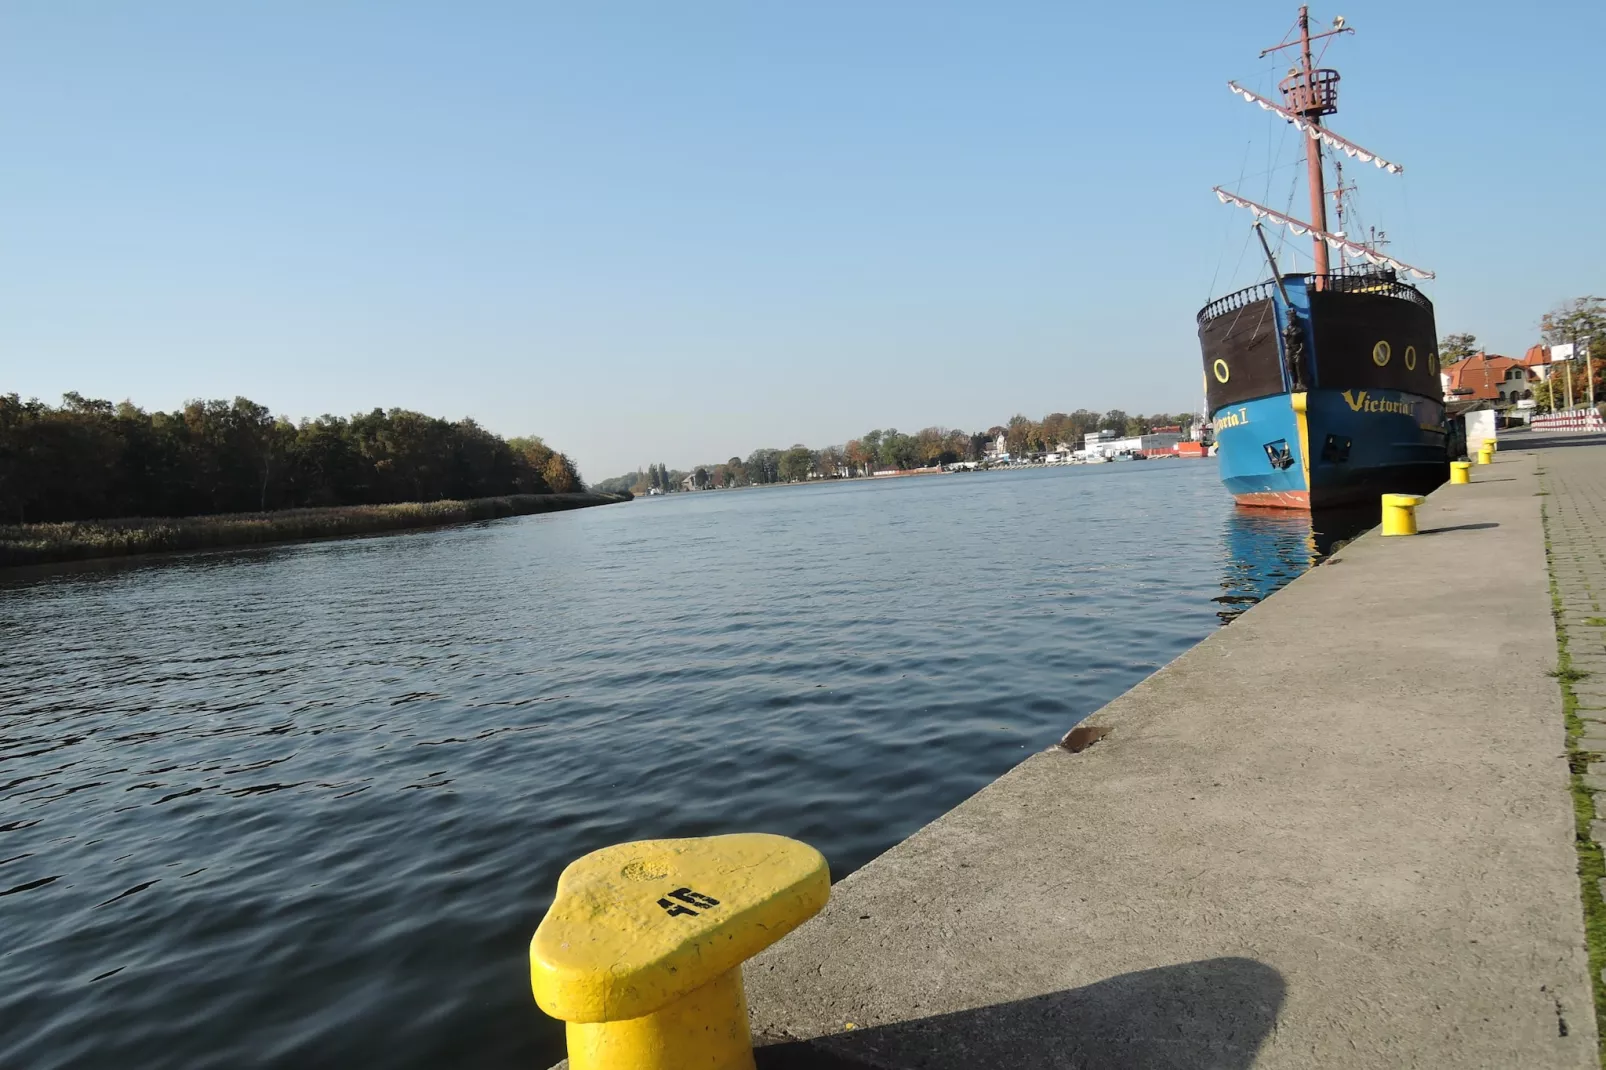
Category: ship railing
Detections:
[
  {"x1": 1311, "y1": 272, "x2": 1433, "y2": 311},
  {"x1": 1196, "y1": 282, "x2": 1279, "y2": 325},
  {"x1": 1197, "y1": 273, "x2": 1431, "y2": 324}
]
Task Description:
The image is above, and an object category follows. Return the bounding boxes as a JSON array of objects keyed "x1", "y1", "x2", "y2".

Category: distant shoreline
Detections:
[
  {"x1": 0, "y1": 492, "x2": 629, "y2": 569},
  {"x1": 635, "y1": 455, "x2": 1203, "y2": 496}
]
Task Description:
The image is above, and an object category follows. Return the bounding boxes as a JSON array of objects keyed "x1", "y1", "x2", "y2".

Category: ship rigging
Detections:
[{"x1": 1212, "y1": 7, "x2": 1432, "y2": 284}]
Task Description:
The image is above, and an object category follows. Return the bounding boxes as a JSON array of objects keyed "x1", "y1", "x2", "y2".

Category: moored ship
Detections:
[{"x1": 1198, "y1": 8, "x2": 1448, "y2": 509}]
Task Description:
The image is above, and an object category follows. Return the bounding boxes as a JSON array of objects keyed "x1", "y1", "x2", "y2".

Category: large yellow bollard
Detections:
[
  {"x1": 531, "y1": 833, "x2": 830, "y2": 1070},
  {"x1": 1381, "y1": 493, "x2": 1425, "y2": 536},
  {"x1": 1449, "y1": 461, "x2": 1471, "y2": 484}
]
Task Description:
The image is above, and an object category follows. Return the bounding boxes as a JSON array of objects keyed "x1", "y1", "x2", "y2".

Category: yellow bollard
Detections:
[
  {"x1": 1449, "y1": 461, "x2": 1471, "y2": 484},
  {"x1": 1381, "y1": 493, "x2": 1425, "y2": 536},
  {"x1": 1477, "y1": 444, "x2": 1493, "y2": 465},
  {"x1": 531, "y1": 833, "x2": 830, "y2": 1070}
]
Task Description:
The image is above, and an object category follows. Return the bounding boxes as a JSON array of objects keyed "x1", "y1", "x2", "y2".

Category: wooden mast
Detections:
[
  {"x1": 1297, "y1": 7, "x2": 1330, "y2": 279},
  {"x1": 1219, "y1": 13, "x2": 1432, "y2": 282},
  {"x1": 1258, "y1": 7, "x2": 1353, "y2": 287}
]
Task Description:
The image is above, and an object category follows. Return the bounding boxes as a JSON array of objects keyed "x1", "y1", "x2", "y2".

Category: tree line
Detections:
[
  {"x1": 0, "y1": 393, "x2": 583, "y2": 524},
  {"x1": 591, "y1": 409, "x2": 1197, "y2": 494}
]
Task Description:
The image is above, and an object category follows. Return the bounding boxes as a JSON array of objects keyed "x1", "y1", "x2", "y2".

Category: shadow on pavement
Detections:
[
  {"x1": 1518, "y1": 432, "x2": 1606, "y2": 452},
  {"x1": 1421, "y1": 522, "x2": 1501, "y2": 535},
  {"x1": 755, "y1": 956, "x2": 1285, "y2": 1070}
]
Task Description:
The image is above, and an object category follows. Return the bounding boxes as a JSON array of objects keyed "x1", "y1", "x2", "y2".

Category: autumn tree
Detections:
[
  {"x1": 1540, "y1": 297, "x2": 1605, "y2": 409},
  {"x1": 844, "y1": 439, "x2": 870, "y2": 476},
  {"x1": 1004, "y1": 414, "x2": 1036, "y2": 458}
]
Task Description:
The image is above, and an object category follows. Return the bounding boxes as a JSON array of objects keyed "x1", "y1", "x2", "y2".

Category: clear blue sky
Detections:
[{"x1": 3, "y1": 2, "x2": 1600, "y2": 480}]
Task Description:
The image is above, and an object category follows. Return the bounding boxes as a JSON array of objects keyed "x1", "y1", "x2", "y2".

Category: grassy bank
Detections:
[{"x1": 0, "y1": 492, "x2": 629, "y2": 568}]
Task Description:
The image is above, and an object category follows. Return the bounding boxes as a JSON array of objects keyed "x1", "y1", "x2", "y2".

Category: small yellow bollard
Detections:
[
  {"x1": 531, "y1": 833, "x2": 829, "y2": 1070},
  {"x1": 1449, "y1": 461, "x2": 1472, "y2": 484},
  {"x1": 1381, "y1": 493, "x2": 1425, "y2": 536},
  {"x1": 1477, "y1": 444, "x2": 1493, "y2": 465}
]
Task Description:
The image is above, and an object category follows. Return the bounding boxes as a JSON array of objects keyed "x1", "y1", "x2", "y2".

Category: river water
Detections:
[{"x1": 1, "y1": 462, "x2": 1360, "y2": 1069}]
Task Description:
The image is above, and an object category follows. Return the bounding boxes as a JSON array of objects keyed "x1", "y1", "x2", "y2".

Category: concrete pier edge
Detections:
[{"x1": 739, "y1": 432, "x2": 1603, "y2": 1069}]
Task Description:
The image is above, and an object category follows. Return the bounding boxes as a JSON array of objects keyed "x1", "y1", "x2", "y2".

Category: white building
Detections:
[{"x1": 1079, "y1": 427, "x2": 1182, "y2": 456}]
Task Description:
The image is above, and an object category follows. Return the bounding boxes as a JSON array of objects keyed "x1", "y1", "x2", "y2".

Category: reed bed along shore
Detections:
[{"x1": 0, "y1": 492, "x2": 628, "y2": 568}]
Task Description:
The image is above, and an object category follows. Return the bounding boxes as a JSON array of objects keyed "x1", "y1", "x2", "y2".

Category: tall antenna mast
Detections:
[{"x1": 1260, "y1": 7, "x2": 1353, "y2": 285}]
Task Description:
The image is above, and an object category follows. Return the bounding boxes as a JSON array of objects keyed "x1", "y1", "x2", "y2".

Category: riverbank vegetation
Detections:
[
  {"x1": 0, "y1": 393, "x2": 584, "y2": 524},
  {"x1": 591, "y1": 409, "x2": 1198, "y2": 493},
  {"x1": 0, "y1": 493, "x2": 622, "y2": 568}
]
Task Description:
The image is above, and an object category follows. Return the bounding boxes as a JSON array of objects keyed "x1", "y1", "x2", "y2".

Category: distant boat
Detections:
[{"x1": 1197, "y1": 7, "x2": 1448, "y2": 509}]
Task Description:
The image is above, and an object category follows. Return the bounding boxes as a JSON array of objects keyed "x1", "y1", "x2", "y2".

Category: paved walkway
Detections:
[
  {"x1": 1542, "y1": 434, "x2": 1606, "y2": 719},
  {"x1": 743, "y1": 439, "x2": 1599, "y2": 1069}
]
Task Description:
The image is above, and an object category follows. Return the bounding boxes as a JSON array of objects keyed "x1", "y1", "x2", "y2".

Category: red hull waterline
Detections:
[{"x1": 1233, "y1": 489, "x2": 1311, "y2": 510}]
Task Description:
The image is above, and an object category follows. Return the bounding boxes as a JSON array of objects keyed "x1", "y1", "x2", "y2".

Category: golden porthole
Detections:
[
  {"x1": 1213, "y1": 358, "x2": 1230, "y2": 383},
  {"x1": 1372, "y1": 340, "x2": 1392, "y2": 367},
  {"x1": 1428, "y1": 350, "x2": 1438, "y2": 374},
  {"x1": 1404, "y1": 345, "x2": 1417, "y2": 371}
]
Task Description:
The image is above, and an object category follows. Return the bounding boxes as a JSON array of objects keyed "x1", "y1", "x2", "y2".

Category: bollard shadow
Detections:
[
  {"x1": 755, "y1": 956, "x2": 1285, "y2": 1070},
  {"x1": 1418, "y1": 522, "x2": 1500, "y2": 535}
]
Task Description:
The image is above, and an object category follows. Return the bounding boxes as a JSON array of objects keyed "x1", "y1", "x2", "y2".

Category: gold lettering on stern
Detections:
[
  {"x1": 1341, "y1": 390, "x2": 1418, "y2": 416},
  {"x1": 1215, "y1": 406, "x2": 1251, "y2": 430}
]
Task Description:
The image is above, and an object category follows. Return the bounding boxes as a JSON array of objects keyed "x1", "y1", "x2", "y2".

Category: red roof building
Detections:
[
  {"x1": 1521, "y1": 344, "x2": 1556, "y2": 380},
  {"x1": 1441, "y1": 352, "x2": 1532, "y2": 404}
]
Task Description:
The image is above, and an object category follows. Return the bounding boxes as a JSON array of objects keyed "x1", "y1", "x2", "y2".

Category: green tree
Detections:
[
  {"x1": 745, "y1": 448, "x2": 781, "y2": 484},
  {"x1": 1439, "y1": 332, "x2": 1479, "y2": 365},
  {"x1": 0, "y1": 393, "x2": 585, "y2": 524},
  {"x1": 1067, "y1": 409, "x2": 1101, "y2": 445},
  {"x1": 778, "y1": 446, "x2": 815, "y2": 482},
  {"x1": 816, "y1": 445, "x2": 845, "y2": 477}
]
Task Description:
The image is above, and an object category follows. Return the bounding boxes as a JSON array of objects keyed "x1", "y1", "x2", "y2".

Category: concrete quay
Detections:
[{"x1": 743, "y1": 433, "x2": 1604, "y2": 1069}]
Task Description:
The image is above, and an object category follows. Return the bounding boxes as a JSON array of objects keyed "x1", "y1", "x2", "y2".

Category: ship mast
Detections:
[
  {"x1": 1259, "y1": 7, "x2": 1352, "y2": 285},
  {"x1": 1297, "y1": 9, "x2": 1329, "y2": 277},
  {"x1": 1214, "y1": 11, "x2": 1433, "y2": 281}
]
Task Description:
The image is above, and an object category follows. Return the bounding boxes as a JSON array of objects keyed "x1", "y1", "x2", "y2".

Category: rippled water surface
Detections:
[{"x1": 1, "y1": 463, "x2": 1358, "y2": 1068}]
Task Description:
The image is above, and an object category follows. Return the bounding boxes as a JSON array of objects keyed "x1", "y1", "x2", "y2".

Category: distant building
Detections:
[
  {"x1": 1440, "y1": 351, "x2": 1531, "y2": 406},
  {"x1": 1073, "y1": 429, "x2": 1119, "y2": 462},
  {"x1": 1077, "y1": 429, "x2": 1183, "y2": 459},
  {"x1": 1521, "y1": 344, "x2": 1556, "y2": 382},
  {"x1": 1043, "y1": 442, "x2": 1076, "y2": 463}
]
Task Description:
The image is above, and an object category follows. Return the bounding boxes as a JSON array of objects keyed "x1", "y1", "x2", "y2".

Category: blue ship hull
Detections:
[
  {"x1": 1214, "y1": 389, "x2": 1447, "y2": 508},
  {"x1": 1199, "y1": 273, "x2": 1448, "y2": 509}
]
